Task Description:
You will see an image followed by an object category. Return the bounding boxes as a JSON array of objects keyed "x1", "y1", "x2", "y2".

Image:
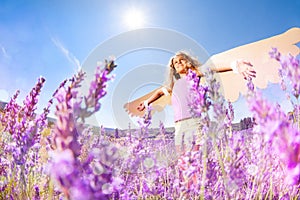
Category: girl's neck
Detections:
[{"x1": 179, "y1": 73, "x2": 187, "y2": 78}]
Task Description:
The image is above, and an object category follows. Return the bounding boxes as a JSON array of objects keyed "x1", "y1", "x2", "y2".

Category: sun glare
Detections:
[
  {"x1": 0, "y1": 89, "x2": 9, "y2": 102},
  {"x1": 124, "y1": 8, "x2": 145, "y2": 29}
]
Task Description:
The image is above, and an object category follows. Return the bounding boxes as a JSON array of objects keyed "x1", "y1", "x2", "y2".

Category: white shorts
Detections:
[{"x1": 174, "y1": 117, "x2": 201, "y2": 148}]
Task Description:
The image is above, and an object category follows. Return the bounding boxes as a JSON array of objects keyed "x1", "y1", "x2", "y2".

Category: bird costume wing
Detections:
[{"x1": 209, "y1": 27, "x2": 300, "y2": 101}]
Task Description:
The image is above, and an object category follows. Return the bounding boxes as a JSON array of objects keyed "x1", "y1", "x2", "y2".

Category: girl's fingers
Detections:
[{"x1": 242, "y1": 60, "x2": 253, "y2": 66}]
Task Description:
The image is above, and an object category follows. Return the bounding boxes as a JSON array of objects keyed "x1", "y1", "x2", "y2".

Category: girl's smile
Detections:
[{"x1": 173, "y1": 56, "x2": 188, "y2": 75}]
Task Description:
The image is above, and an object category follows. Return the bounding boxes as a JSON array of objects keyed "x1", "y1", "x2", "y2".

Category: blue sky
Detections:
[{"x1": 0, "y1": 0, "x2": 299, "y2": 129}]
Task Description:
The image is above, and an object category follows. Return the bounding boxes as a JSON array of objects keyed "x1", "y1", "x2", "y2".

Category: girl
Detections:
[
  {"x1": 137, "y1": 51, "x2": 255, "y2": 154},
  {"x1": 125, "y1": 27, "x2": 300, "y2": 154}
]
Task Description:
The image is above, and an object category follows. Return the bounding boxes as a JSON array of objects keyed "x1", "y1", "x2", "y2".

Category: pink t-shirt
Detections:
[{"x1": 171, "y1": 78, "x2": 192, "y2": 122}]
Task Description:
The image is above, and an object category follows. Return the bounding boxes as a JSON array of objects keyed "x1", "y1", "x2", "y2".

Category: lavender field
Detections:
[{"x1": 0, "y1": 49, "x2": 300, "y2": 200}]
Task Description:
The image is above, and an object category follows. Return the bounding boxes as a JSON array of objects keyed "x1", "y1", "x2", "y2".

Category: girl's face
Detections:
[{"x1": 172, "y1": 55, "x2": 188, "y2": 75}]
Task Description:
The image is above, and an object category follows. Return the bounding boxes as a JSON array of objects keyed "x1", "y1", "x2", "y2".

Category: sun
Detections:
[{"x1": 124, "y1": 8, "x2": 145, "y2": 29}]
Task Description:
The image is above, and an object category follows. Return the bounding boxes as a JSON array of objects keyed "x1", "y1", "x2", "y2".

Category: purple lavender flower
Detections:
[
  {"x1": 137, "y1": 104, "x2": 152, "y2": 136},
  {"x1": 1, "y1": 90, "x2": 20, "y2": 134},
  {"x1": 1, "y1": 77, "x2": 48, "y2": 162},
  {"x1": 186, "y1": 69, "x2": 211, "y2": 118},
  {"x1": 225, "y1": 101, "x2": 234, "y2": 128},
  {"x1": 21, "y1": 77, "x2": 45, "y2": 118},
  {"x1": 50, "y1": 59, "x2": 120, "y2": 199},
  {"x1": 270, "y1": 48, "x2": 300, "y2": 99},
  {"x1": 247, "y1": 81, "x2": 300, "y2": 186},
  {"x1": 75, "y1": 61, "x2": 115, "y2": 123},
  {"x1": 33, "y1": 185, "x2": 40, "y2": 200},
  {"x1": 269, "y1": 47, "x2": 281, "y2": 61},
  {"x1": 0, "y1": 76, "x2": 55, "y2": 199}
]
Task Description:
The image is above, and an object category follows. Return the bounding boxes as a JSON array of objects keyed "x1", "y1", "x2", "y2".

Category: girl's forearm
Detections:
[
  {"x1": 202, "y1": 54, "x2": 233, "y2": 73},
  {"x1": 145, "y1": 88, "x2": 165, "y2": 105}
]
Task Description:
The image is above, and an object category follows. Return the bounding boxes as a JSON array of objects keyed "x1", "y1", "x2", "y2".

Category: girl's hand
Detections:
[
  {"x1": 232, "y1": 60, "x2": 256, "y2": 80},
  {"x1": 137, "y1": 101, "x2": 146, "y2": 111}
]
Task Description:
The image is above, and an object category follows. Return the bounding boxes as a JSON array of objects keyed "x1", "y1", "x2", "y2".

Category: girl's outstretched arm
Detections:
[
  {"x1": 124, "y1": 86, "x2": 171, "y2": 117},
  {"x1": 137, "y1": 87, "x2": 170, "y2": 111},
  {"x1": 204, "y1": 56, "x2": 256, "y2": 80}
]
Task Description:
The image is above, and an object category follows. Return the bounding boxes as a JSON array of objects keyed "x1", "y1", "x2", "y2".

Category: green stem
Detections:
[
  {"x1": 20, "y1": 164, "x2": 27, "y2": 199},
  {"x1": 200, "y1": 134, "x2": 207, "y2": 200},
  {"x1": 211, "y1": 133, "x2": 229, "y2": 199},
  {"x1": 297, "y1": 97, "x2": 299, "y2": 131},
  {"x1": 48, "y1": 178, "x2": 55, "y2": 200},
  {"x1": 268, "y1": 176, "x2": 273, "y2": 200}
]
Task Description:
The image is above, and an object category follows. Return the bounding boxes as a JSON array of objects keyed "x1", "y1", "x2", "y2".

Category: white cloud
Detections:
[
  {"x1": 0, "y1": 44, "x2": 10, "y2": 59},
  {"x1": 51, "y1": 37, "x2": 81, "y2": 71}
]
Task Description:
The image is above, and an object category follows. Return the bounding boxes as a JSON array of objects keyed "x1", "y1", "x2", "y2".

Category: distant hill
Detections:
[
  {"x1": 0, "y1": 101, "x2": 6, "y2": 110},
  {"x1": 0, "y1": 100, "x2": 253, "y2": 137}
]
